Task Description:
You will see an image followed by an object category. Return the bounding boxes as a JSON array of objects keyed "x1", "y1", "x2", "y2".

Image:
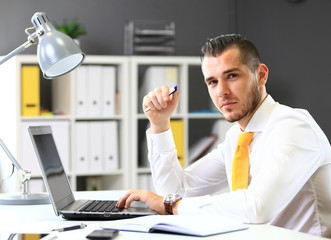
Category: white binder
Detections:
[
  {"x1": 89, "y1": 122, "x2": 103, "y2": 172},
  {"x1": 103, "y1": 121, "x2": 119, "y2": 170},
  {"x1": 75, "y1": 66, "x2": 88, "y2": 116},
  {"x1": 87, "y1": 65, "x2": 103, "y2": 116},
  {"x1": 75, "y1": 122, "x2": 89, "y2": 173},
  {"x1": 101, "y1": 66, "x2": 116, "y2": 116}
]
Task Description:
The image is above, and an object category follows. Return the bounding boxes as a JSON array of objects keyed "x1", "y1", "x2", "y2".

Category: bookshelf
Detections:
[
  {"x1": 0, "y1": 55, "x2": 130, "y2": 193},
  {"x1": 129, "y1": 56, "x2": 232, "y2": 190},
  {"x1": 0, "y1": 55, "x2": 232, "y2": 194}
]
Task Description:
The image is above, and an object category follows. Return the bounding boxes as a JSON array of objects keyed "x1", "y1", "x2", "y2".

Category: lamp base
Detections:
[{"x1": 0, "y1": 192, "x2": 50, "y2": 205}]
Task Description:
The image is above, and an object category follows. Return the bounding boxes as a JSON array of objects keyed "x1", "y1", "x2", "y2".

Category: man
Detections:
[{"x1": 116, "y1": 34, "x2": 331, "y2": 237}]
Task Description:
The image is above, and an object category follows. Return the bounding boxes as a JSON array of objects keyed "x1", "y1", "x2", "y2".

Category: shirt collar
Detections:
[{"x1": 243, "y1": 95, "x2": 277, "y2": 133}]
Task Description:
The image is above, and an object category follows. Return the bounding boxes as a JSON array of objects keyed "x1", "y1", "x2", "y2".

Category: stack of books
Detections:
[{"x1": 124, "y1": 20, "x2": 175, "y2": 55}]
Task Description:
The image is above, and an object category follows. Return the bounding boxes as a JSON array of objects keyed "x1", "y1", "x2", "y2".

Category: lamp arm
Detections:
[
  {"x1": 0, "y1": 138, "x2": 22, "y2": 170},
  {"x1": 0, "y1": 138, "x2": 31, "y2": 186},
  {"x1": 0, "y1": 28, "x2": 42, "y2": 65},
  {"x1": 0, "y1": 40, "x2": 36, "y2": 65}
]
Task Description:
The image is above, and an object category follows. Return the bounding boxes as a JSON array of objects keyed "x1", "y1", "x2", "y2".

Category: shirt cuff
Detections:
[{"x1": 146, "y1": 127, "x2": 176, "y2": 155}]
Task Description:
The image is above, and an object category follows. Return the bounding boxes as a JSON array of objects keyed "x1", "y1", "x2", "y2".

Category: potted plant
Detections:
[{"x1": 55, "y1": 18, "x2": 86, "y2": 41}]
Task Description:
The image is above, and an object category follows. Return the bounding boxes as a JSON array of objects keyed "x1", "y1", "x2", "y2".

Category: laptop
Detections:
[{"x1": 28, "y1": 125, "x2": 157, "y2": 220}]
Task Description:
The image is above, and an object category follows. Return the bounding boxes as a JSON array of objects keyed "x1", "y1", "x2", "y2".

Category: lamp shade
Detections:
[{"x1": 31, "y1": 12, "x2": 85, "y2": 79}]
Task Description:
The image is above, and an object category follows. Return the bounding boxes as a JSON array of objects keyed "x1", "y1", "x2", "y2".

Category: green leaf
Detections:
[{"x1": 55, "y1": 17, "x2": 86, "y2": 38}]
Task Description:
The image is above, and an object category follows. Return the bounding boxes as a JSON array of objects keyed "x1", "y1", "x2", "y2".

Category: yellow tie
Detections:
[{"x1": 232, "y1": 132, "x2": 254, "y2": 191}]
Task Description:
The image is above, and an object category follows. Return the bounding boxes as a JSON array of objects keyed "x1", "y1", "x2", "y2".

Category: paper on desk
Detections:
[{"x1": 101, "y1": 214, "x2": 248, "y2": 237}]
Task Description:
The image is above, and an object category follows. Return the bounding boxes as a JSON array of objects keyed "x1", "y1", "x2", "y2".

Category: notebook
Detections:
[{"x1": 28, "y1": 125, "x2": 157, "y2": 220}]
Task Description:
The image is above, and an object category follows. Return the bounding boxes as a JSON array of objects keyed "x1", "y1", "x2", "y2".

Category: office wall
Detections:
[
  {"x1": 0, "y1": 0, "x2": 230, "y2": 56},
  {"x1": 236, "y1": 0, "x2": 331, "y2": 139},
  {"x1": 1, "y1": 0, "x2": 330, "y2": 139}
]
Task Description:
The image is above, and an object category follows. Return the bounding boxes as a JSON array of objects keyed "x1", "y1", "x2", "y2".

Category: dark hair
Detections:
[{"x1": 200, "y1": 34, "x2": 261, "y2": 73}]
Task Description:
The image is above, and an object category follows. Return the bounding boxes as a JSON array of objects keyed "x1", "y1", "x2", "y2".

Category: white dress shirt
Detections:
[{"x1": 147, "y1": 95, "x2": 331, "y2": 237}]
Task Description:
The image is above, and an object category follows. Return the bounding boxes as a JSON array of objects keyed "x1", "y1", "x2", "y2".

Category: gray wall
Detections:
[
  {"x1": 237, "y1": 0, "x2": 331, "y2": 139},
  {"x1": 0, "y1": 0, "x2": 230, "y2": 55},
  {"x1": 1, "y1": 0, "x2": 331, "y2": 139}
]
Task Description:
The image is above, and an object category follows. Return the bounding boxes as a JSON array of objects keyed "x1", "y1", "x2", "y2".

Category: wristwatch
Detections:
[{"x1": 163, "y1": 193, "x2": 182, "y2": 214}]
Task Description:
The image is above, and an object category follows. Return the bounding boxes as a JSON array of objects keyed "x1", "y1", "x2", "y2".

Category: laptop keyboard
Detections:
[{"x1": 79, "y1": 200, "x2": 118, "y2": 213}]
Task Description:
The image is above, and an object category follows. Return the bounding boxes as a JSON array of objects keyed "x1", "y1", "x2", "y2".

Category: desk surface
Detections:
[{"x1": 0, "y1": 190, "x2": 327, "y2": 240}]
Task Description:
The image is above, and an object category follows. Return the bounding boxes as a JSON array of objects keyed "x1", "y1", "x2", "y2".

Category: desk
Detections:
[{"x1": 0, "y1": 190, "x2": 327, "y2": 240}]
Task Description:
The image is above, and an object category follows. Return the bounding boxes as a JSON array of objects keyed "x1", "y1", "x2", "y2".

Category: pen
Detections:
[
  {"x1": 41, "y1": 232, "x2": 58, "y2": 240},
  {"x1": 52, "y1": 223, "x2": 86, "y2": 232},
  {"x1": 144, "y1": 85, "x2": 178, "y2": 112}
]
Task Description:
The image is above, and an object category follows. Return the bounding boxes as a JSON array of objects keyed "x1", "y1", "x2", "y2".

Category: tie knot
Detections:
[{"x1": 237, "y1": 132, "x2": 254, "y2": 147}]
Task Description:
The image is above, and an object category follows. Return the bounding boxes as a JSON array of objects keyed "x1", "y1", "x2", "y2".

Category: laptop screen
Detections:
[{"x1": 29, "y1": 126, "x2": 74, "y2": 215}]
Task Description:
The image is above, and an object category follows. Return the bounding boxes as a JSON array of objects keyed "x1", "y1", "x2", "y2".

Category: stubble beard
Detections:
[{"x1": 220, "y1": 83, "x2": 261, "y2": 123}]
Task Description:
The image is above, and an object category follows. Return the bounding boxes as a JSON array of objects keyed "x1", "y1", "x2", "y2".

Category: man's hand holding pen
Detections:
[{"x1": 142, "y1": 85, "x2": 179, "y2": 134}]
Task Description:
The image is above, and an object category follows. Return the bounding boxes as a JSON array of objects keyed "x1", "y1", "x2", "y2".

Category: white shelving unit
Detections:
[
  {"x1": 129, "y1": 56, "x2": 230, "y2": 190},
  {"x1": 0, "y1": 55, "x2": 130, "y2": 193},
  {"x1": 0, "y1": 55, "x2": 232, "y2": 194}
]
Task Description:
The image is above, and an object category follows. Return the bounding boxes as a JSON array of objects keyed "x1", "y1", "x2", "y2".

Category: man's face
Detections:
[{"x1": 202, "y1": 47, "x2": 261, "y2": 127}]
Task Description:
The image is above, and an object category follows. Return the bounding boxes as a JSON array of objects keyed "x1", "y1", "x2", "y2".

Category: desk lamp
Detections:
[{"x1": 0, "y1": 12, "x2": 85, "y2": 204}]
